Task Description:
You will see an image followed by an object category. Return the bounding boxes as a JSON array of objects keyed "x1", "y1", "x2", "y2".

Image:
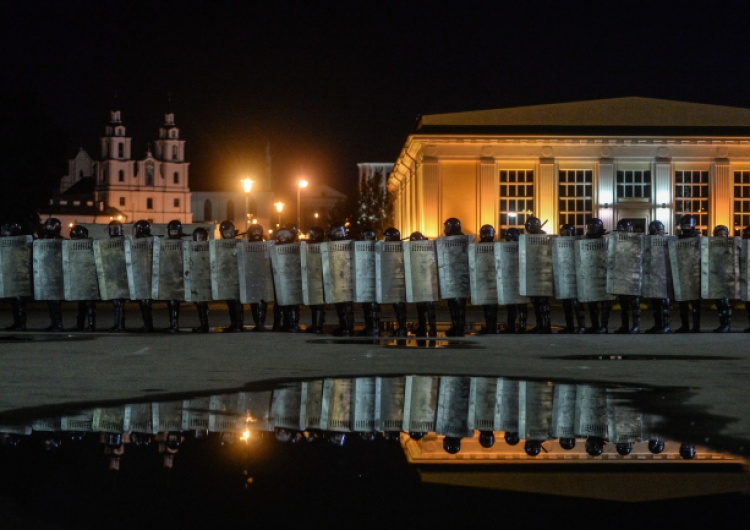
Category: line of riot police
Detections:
[{"x1": 2, "y1": 214, "x2": 749, "y2": 334}]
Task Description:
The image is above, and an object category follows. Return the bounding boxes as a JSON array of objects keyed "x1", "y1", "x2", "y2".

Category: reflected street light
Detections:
[
  {"x1": 297, "y1": 179, "x2": 308, "y2": 229},
  {"x1": 274, "y1": 201, "x2": 284, "y2": 228},
  {"x1": 242, "y1": 178, "x2": 254, "y2": 231}
]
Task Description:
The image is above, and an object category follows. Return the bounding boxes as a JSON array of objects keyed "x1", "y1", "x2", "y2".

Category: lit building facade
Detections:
[{"x1": 389, "y1": 97, "x2": 750, "y2": 238}]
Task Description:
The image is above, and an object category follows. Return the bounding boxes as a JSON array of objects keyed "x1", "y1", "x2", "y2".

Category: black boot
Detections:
[
  {"x1": 645, "y1": 299, "x2": 663, "y2": 333},
  {"x1": 272, "y1": 303, "x2": 283, "y2": 331},
  {"x1": 5, "y1": 297, "x2": 27, "y2": 331},
  {"x1": 369, "y1": 302, "x2": 381, "y2": 337},
  {"x1": 426, "y1": 303, "x2": 437, "y2": 337},
  {"x1": 286, "y1": 305, "x2": 301, "y2": 333},
  {"x1": 71, "y1": 301, "x2": 86, "y2": 331},
  {"x1": 360, "y1": 302, "x2": 374, "y2": 336},
  {"x1": 713, "y1": 299, "x2": 730, "y2": 333},
  {"x1": 307, "y1": 305, "x2": 325, "y2": 334},
  {"x1": 745, "y1": 301, "x2": 750, "y2": 332},
  {"x1": 251, "y1": 300, "x2": 267, "y2": 332},
  {"x1": 574, "y1": 300, "x2": 586, "y2": 334},
  {"x1": 334, "y1": 303, "x2": 352, "y2": 336},
  {"x1": 600, "y1": 301, "x2": 611, "y2": 333},
  {"x1": 138, "y1": 299, "x2": 154, "y2": 332},
  {"x1": 392, "y1": 303, "x2": 407, "y2": 337},
  {"x1": 414, "y1": 302, "x2": 427, "y2": 336},
  {"x1": 614, "y1": 296, "x2": 630, "y2": 334},
  {"x1": 504, "y1": 305, "x2": 517, "y2": 334},
  {"x1": 538, "y1": 299, "x2": 551, "y2": 334},
  {"x1": 560, "y1": 299, "x2": 575, "y2": 333},
  {"x1": 675, "y1": 302, "x2": 691, "y2": 333},
  {"x1": 629, "y1": 296, "x2": 641, "y2": 334},
  {"x1": 660, "y1": 300, "x2": 671, "y2": 333},
  {"x1": 234, "y1": 302, "x2": 245, "y2": 332},
  {"x1": 85, "y1": 301, "x2": 96, "y2": 332},
  {"x1": 518, "y1": 304, "x2": 528, "y2": 334},
  {"x1": 166, "y1": 300, "x2": 180, "y2": 333},
  {"x1": 192, "y1": 302, "x2": 209, "y2": 333},
  {"x1": 691, "y1": 301, "x2": 701, "y2": 333},
  {"x1": 480, "y1": 304, "x2": 498, "y2": 334},
  {"x1": 109, "y1": 299, "x2": 126, "y2": 332},
  {"x1": 45, "y1": 301, "x2": 64, "y2": 332},
  {"x1": 586, "y1": 302, "x2": 601, "y2": 334}
]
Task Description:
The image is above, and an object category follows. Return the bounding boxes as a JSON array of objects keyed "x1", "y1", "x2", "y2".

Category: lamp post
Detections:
[
  {"x1": 242, "y1": 178, "x2": 254, "y2": 231},
  {"x1": 297, "y1": 179, "x2": 308, "y2": 229},
  {"x1": 274, "y1": 201, "x2": 284, "y2": 228}
]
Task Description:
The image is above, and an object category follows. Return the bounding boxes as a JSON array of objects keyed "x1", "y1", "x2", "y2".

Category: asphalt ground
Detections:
[{"x1": 1, "y1": 299, "x2": 749, "y2": 454}]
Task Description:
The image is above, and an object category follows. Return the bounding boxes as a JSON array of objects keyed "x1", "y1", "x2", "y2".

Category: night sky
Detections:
[{"x1": 4, "y1": 0, "x2": 750, "y2": 201}]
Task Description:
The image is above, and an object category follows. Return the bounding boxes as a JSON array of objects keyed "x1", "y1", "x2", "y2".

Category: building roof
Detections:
[
  {"x1": 415, "y1": 97, "x2": 750, "y2": 136},
  {"x1": 61, "y1": 177, "x2": 95, "y2": 197}
]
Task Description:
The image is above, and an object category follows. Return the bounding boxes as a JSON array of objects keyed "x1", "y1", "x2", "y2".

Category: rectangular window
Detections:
[
  {"x1": 173, "y1": 172, "x2": 179, "y2": 184},
  {"x1": 616, "y1": 170, "x2": 652, "y2": 199},
  {"x1": 499, "y1": 169, "x2": 534, "y2": 236},
  {"x1": 675, "y1": 170, "x2": 709, "y2": 235},
  {"x1": 733, "y1": 170, "x2": 750, "y2": 235},
  {"x1": 119, "y1": 197, "x2": 125, "y2": 206},
  {"x1": 558, "y1": 169, "x2": 593, "y2": 233},
  {"x1": 173, "y1": 198, "x2": 180, "y2": 208},
  {"x1": 146, "y1": 198, "x2": 153, "y2": 210}
]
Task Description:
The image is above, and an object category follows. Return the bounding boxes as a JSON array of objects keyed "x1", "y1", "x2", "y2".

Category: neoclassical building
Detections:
[
  {"x1": 389, "y1": 97, "x2": 750, "y2": 238},
  {"x1": 45, "y1": 110, "x2": 192, "y2": 226}
]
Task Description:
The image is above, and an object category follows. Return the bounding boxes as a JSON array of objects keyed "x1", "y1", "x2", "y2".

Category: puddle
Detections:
[{"x1": 307, "y1": 338, "x2": 482, "y2": 349}]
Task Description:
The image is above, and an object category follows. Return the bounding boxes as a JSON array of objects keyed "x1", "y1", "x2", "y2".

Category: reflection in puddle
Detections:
[
  {"x1": 307, "y1": 338, "x2": 481, "y2": 349},
  {"x1": 1, "y1": 376, "x2": 749, "y2": 526}
]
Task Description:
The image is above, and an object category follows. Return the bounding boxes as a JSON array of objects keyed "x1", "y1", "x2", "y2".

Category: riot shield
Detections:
[
  {"x1": 153, "y1": 400, "x2": 183, "y2": 432},
  {"x1": 573, "y1": 385, "x2": 608, "y2": 438},
  {"x1": 575, "y1": 238, "x2": 614, "y2": 303},
  {"x1": 300, "y1": 380, "x2": 325, "y2": 430},
  {"x1": 239, "y1": 391, "x2": 273, "y2": 432},
  {"x1": 374, "y1": 377, "x2": 406, "y2": 432},
  {"x1": 550, "y1": 384, "x2": 577, "y2": 439},
  {"x1": 435, "y1": 376, "x2": 473, "y2": 438},
  {"x1": 351, "y1": 377, "x2": 376, "y2": 433},
  {"x1": 494, "y1": 242, "x2": 528, "y2": 305},
  {"x1": 352, "y1": 241, "x2": 377, "y2": 303},
  {"x1": 63, "y1": 239, "x2": 100, "y2": 301},
  {"x1": 493, "y1": 378, "x2": 519, "y2": 433},
  {"x1": 321, "y1": 240, "x2": 353, "y2": 304},
  {"x1": 92, "y1": 407, "x2": 125, "y2": 433},
  {"x1": 181, "y1": 397, "x2": 210, "y2": 431},
  {"x1": 742, "y1": 239, "x2": 750, "y2": 302},
  {"x1": 300, "y1": 242, "x2": 325, "y2": 306},
  {"x1": 701, "y1": 236, "x2": 740, "y2": 299},
  {"x1": 403, "y1": 240, "x2": 439, "y2": 303},
  {"x1": 519, "y1": 234, "x2": 555, "y2": 297},
  {"x1": 238, "y1": 240, "x2": 275, "y2": 304},
  {"x1": 467, "y1": 377, "x2": 498, "y2": 431},
  {"x1": 270, "y1": 383, "x2": 302, "y2": 430},
  {"x1": 208, "y1": 394, "x2": 241, "y2": 433},
  {"x1": 469, "y1": 242, "x2": 498, "y2": 305},
  {"x1": 182, "y1": 241, "x2": 213, "y2": 302},
  {"x1": 607, "y1": 396, "x2": 644, "y2": 444},
  {"x1": 124, "y1": 236, "x2": 153, "y2": 300},
  {"x1": 668, "y1": 237, "x2": 701, "y2": 301},
  {"x1": 93, "y1": 239, "x2": 129, "y2": 300},
  {"x1": 606, "y1": 232, "x2": 643, "y2": 296},
  {"x1": 375, "y1": 241, "x2": 406, "y2": 304},
  {"x1": 151, "y1": 238, "x2": 184, "y2": 300},
  {"x1": 209, "y1": 239, "x2": 239, "y2": 300},
  {"x1": 402, "y1": 376, "x2": 439, "y2": 433},
  {"x1": 60, "y1": 411, "x2": 94, "y2": 432},
  {"x1": 33, "y1": 239, "x2": 64, "y2": 301},
  {"x1": 436, "y1": 235, "x2": 472, "y2": 299},
  {"x1": 320, "y1": 378, "x2": 352, "y2": 432},
  {"x1": 641, "y1": 235, "x2": 676, "y2": 299},
  {"x1": 0, "y1": 235, "x2": 32, "y2": 298},
  {"x1": 124, "y1": 403, "x2": 154, "y2": 434},
  {"x1": 551, "y1": 237, "x2": 578, "y2": 300},
  {"x1": 270, "y1": 242, "x2": 303, "y2": 306},
  {"x1": 518, "y1": 381, "x2": 553, "y2": 441}
]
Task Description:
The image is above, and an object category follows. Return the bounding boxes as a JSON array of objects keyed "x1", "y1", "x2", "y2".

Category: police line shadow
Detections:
[
  {"x1": 0, "y1": 334, "x2": 97, "y2": 345},
  {"x1": 306, "y1": 337, "x2": 483, "y2": 349}
]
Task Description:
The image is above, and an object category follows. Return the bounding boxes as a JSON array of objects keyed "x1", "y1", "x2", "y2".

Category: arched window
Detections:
[
  {"x1": 226, "y1": 199, "x2": 235, "y2": 221},
  {"x1": 118, "y1": 169, "x2": 125, "y2": 182},
  {"x1": 204, "y1": 199, "x2": 213, "y2": 221},
  {"x1": 173, "y1": 171, "x2": 179, "y2": 184}
]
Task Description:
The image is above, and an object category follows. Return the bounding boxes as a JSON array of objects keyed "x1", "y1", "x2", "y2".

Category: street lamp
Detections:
[
  {"x1": 274, "y1": 201, "x2": 284, "y2": 227},
  {"x1": 297, "y1": 179, "x2": 308, "y2": 229},
  {"x1": 242, "y1": 178, "x2": 254, "y2": 231}
]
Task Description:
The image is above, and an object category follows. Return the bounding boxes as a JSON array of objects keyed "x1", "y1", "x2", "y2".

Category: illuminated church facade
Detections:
[{"x1": 389, "y1": 97, "x2": 750, "y2": 238}]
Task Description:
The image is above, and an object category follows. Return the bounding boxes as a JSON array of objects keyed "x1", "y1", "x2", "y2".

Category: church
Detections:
[
  {"x1": 389, "y1": 97, "x2": 750, "y2": 238},
  {"x1": 44, "y1": 110, "x2": 192, "y2": 227}
]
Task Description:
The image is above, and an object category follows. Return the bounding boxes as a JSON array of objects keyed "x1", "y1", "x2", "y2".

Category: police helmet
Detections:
[
  {"x1": 679, "y1": 443, "x2": 696, "y2": 460},
  {"x1": 44, "y1": 218, "x2": 62, "y2": 237},
  {"x1": 443, "y1": 436, "x2": 461, "y2": 454},
  {"x1": 559, "y1": 437, "x2": 576, "y2": 451},
  {"x1": 504, "y1": 431, "x2": 520, "y2": 446},
  {"x1": 307, "y1": 226, "x2": 325, "y2": 243},
  {"x1": 360, "y1": 228, "x2": 376, "y2": 241},
  {"x1": 166, "y1": 431, "x2": 182, "y2": 451},
  {"x1": 559, "y1": 223, "x2": 576, "y2": 237},
  {"x1": 133, "y1": 219, "x2": 151, "y2": 238},
  {"x1": 409, "y1": 231, "x2": 427, "y2": 241},
  {"x1": 383, "y1": 227, "x2": 401, "y2": 242},
  {"x1": 219, "y1": 220, "x2": 236, "y2": 239},
  {"x1": 69, "y1": 224, "x2": 89, "y2": 240},
  {"x1": 713, "y1": 224, "x2": 729, "y2": 237},
  {"x1": 246, "y1": 224, "x2": 265, "y2": 241},
  {"x1": 504, "y1": 228, "x2": 521, "y2": 242},
  {"x1": 524, "y1": 440, "x2": 542, "y2": 456},
  {"x1": 648, "y1": 438, "x2": 665, "y2": 454},
  {"x1": 443, "y1": 217, "x2": 463, "y2": 236},
  {"x1": 585, "y1": 436, "x2": 604, "y2": 456},
  {"x1": 1, "y1": 222, "x2": 22, "y2": 237},
  {"x1": 585, "y1": 218, "x2": 605, "y2": 238},
  {"x1": 678, "y1": 215, "x2": 696, "y2": 236},
  {"x1": 479, "y1": 431, "x2": 495, "y2": 448},
  {"x1": 648, "y1": 220, "x2": 665, "y2": 236},
  {"x1": 108, "y1": 220, "x2": 124, "y2": 238},
  {"x1": 616, "y1": 218, "x2": 633, "y2": 232},
  {"x1": 479, "y1": 224, "x2": 495, "y2": 242},
  {"x1": 409, "y1": 431, "x2": 426, "y2": 440},
  {"x1": 167, "y1": 219, "x2": 183, "y2": 239},
  {"x1": 275, "y1": 229, "x2": 294, "y2": 244},
  {"x1": 525, "y1": 216, "x2": 543, "y2": 234},
  {"x1": 616, "y1": 442, "x2": 633, "y2": 456},
  {"x1": 328, "y1": 223, "x2": 347, "y2": 241},
  {"x1": 192, "y1": 227, "x2": 208, "y2": 241}
]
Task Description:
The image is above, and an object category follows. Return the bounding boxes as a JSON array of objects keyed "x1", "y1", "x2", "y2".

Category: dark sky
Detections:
[{"x1": 4, "y1": 0, "x2": 750, "y2": 201}]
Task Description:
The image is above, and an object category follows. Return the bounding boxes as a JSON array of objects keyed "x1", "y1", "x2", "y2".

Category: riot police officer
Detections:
[
  {"x1": 584, "y1": 218, "x2": 611, "y2": 333},
  {"x1": 164, "y1": 219, "x2": 184, "y2": 333},
  {"x1": 1, "y1": 222, "x2": 28, "y2": 331},
  {"x1": 442, "y1": 218, "x2": 468, "y2": 336},
  {"x1": 69, "y1": 224, "x2": 96, "y2": 332},
  {"x1": 107, "y1": 219, "x2": 127, "y2": 332},
  {"x1": 478, "y1": 224, "x2": 499, "y2": 334},
  {"x1": 613, "y1": 219, "x2": 641, "y2": 334},
  {"x1": 246, "y1": 223, "x2": 270, "y2": 332},
  {"x1": 133, "y1": 219, "x2": 155, "y2": 332},
  {"x1": 675, "y1": 215, "x2": 701, "y2": 333},
  {"x1": 383, "y1": 227, "x2": 408, "y2": 337},
  {"x1": 191, "y1": 227, "x2": 210, "y2": 333},
  {"x1": 274, "y1": 228, "x2": 302, "y2": 332},
  {"x1": 645, "y1": 220, "x2": 671, "y2": 334},
  {"x1": 409, "y1": 231, "x2": 437, "y2": 337},
  {"x1": 503, "y1": 228, "x2": 528, "y2": 333},
  {"x1": 220, "y1": 220, "x2": 244, "y2": 332},
  {"x1": 524, "y1": 216, "x2": 552, "y2": 334},
  {"x1": 358, "y1": 228, "x2": 380, "y2": 337},
  {"x1": 306, "y1": 226, "x2": 326, "y2": 334},
  {"x1": 712, "y1": 224, "x2": 732, "y2": 333},
  {"x1": 743, "y1": 226, "x2": 750, "y2": 332},
  {"x1": 40, "y1": 217, "x2": 65, "y2": 331},
  {"x1": 558, "y1": 224, "x2": 586, "y2": 334},
  {"x1": 329, "y1": 222, "x2": 355, "y2": 336}
]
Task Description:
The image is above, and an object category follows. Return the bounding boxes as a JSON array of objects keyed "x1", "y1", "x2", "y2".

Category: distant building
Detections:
[
  {"x1": 358, "y1": 162, "x2": 393, "y2": 191},
  {"x1": 390, "y1": 97, "x2": 750, "y2": 238},
  {"x1": 43, "y1": 110, "x2": 192, "y2": 228}
]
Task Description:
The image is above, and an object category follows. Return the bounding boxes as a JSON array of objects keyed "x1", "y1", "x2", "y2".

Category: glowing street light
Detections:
[
  {"x1": 297, "y1": 179, "x2": 309, "y2": 229},
  {"x1": 274, "y1": 201, "x2": 284, "y2": 227},
  {"x1": 241, "y1": 178, "x2": 254, "y2": 231}
]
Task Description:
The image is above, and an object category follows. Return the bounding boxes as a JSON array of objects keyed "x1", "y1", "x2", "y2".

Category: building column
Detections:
[
  {"x1": 478, "y1": 157, "x2": 497, "y2": 230},
  {"x1": 654, "y1": 158, "x2": 672, "y2": 235},
  {"x1": 598, "y1": 159, "x2": 615, "y2": 231},
  {"x1": 711, "y1": 159, "x2": 731, "y2": 231},
  {"x1": 538, "y1": 159, "x2": 555, "y2": 231},
  {"x1": 421, "y1": 157, "x2": 439, "y2": 238}
]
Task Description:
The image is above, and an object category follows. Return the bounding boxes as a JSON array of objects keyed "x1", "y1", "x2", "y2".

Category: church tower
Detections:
[{"x1": 97, "y1": 110, "x2": 133, "y2": 190}]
